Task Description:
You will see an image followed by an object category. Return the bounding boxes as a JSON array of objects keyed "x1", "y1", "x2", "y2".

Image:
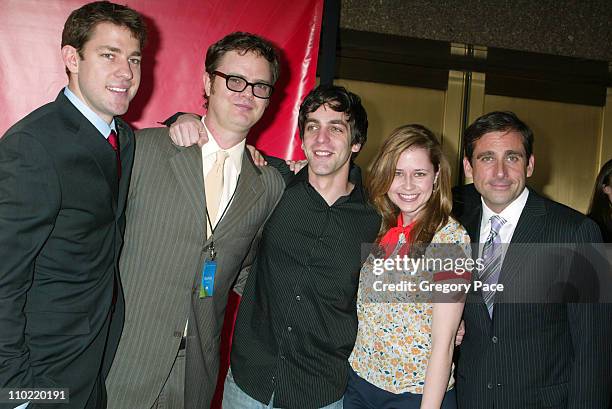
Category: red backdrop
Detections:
[
  {"x1": 0, "y1": 1, "x2": 322, "y2": 407},
  {"x1": 0, "y1": 0, "x2": 321, "y2": 159}
]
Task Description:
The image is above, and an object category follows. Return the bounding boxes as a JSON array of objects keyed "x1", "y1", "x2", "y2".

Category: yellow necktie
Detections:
[{"x1": 205, "y1": 150, "x2": 229, "y2": 237}]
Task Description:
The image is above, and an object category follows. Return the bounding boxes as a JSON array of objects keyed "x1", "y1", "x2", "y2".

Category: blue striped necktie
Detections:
[{"x1": 480, "y1": 215, "x2": 506, "y2": 317}]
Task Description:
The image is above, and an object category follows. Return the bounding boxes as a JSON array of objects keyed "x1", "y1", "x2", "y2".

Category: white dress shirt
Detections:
[
  {"x1": 478, "y1": 187, "x2": 530, "y2": 262},
  {"x1": 200, "y1": 120, "x2": 245, "y2": 228}
]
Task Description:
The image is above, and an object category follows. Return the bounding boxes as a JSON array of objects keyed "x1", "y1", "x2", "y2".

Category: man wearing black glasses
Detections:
[
  {"x1": 165, "y1": 85, "x2": 382, "y2": 409},
  {"x1": 106, "y1": 32, "x2": 285, "y2": 409}
]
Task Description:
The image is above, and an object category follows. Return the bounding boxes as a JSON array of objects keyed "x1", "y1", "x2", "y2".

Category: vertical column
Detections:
[
  {"x1": 442, "y1": 43, "x2": 486, "y2": 185},
  {"x1": 318, "y1": 0, "x2": 341, "y2": 86},
  {"x1": 597, "y1": 85, "x2": 612, "y2": 170}
]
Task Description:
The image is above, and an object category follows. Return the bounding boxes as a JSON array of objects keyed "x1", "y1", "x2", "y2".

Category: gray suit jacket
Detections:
[{"x1": 106, "y1": 127, "x2": 284, "y2": 409}]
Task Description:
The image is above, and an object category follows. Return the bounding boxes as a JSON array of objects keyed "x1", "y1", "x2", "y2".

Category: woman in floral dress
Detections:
[{"x1": 345, "y1": 125, "x2": 471, "y2": 409}]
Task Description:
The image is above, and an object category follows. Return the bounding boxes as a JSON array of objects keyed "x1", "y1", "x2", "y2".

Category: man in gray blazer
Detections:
[{"x1": 106, "y1": 32, "x2": 284, "y2": 409}]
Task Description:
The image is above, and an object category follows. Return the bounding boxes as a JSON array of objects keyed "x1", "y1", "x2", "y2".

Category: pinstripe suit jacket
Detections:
[
  {"x1": 106, "y1": 127, "x2": 284, "y2": 409},
  {"x1": 455, "y1": 187, "x2": 611, "y2": 409}
]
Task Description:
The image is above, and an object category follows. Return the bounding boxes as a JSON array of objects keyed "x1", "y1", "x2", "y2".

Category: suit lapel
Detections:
[
  {"x1": 116, "y1": 119, "x2": 133, "y2": 217},
  {"x1": 57, "y1": 93, "x2": 119, "y2": 207},
  {"x1": 498, "y1": 190, "x2": 546, "y2": 292},
  {"x1": 169, "y1": 145, "x2": 207, "y2": 237},
  {"x1": 461, "y1": 204, "x2": 492, "y2": 321},
  {"x1": 213, "y1": 152, "x2": 263, "y2": 241},
  {"x1": 461, "y1": 205, "x2": 482, "y2": 245}
]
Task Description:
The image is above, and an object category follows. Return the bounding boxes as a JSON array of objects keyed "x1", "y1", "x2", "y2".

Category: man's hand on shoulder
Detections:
[
  {"x1": 246, "y1": 150, "x2": 307, "y2": 174},
  {"x1": 166, "y1": 112, "x2": 305, "y2": 174},
  {"x1": 285, "y1": 159, "x2": 307, "y2": 174},
  {"x1": 247, "y1": 145, "x2": 267, "y2": 167},
  {"x1": 169, "y1": 114, "x2": 207, "y2": 147}
]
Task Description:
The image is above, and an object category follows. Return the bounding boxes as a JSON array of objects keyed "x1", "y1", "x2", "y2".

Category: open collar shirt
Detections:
[{"x1": 230, "y1": 165, "x2": 381, "y2": 408}]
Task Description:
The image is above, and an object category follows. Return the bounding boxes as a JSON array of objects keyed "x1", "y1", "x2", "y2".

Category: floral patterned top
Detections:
[{"x1": 348, "y1": 217, "x2": 471, "y2": 394}]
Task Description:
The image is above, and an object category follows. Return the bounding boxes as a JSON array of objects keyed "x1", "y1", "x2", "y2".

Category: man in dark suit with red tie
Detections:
[
  {"x1": 454, "y1": 111, "x2": 611, "y2": 409},
  {"x1": 0, "y1": 2, "x2": 146, "y2": 408}
]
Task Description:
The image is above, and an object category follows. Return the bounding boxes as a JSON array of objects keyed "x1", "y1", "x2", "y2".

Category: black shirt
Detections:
[{"x1": 230, "y1": 164, "x2": 381, "y2": 408}]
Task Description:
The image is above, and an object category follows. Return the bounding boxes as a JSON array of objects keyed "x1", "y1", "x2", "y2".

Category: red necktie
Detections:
[{"x1": 107, "y1": 130, "x2": 121, "y2": 179}]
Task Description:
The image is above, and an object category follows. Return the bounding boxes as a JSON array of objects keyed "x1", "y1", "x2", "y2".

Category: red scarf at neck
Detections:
[{"x1": 379, "y1": 214, "x2": 416, "y2": 258}]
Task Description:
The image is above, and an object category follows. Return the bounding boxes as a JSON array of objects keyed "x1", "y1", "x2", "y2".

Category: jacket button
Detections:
[
  {"x1": 492, "y1": 336, "x2": 498, "y2": 343},
  {"x1": 487, "y1": 382, "x2": 493, "y2": 389}
]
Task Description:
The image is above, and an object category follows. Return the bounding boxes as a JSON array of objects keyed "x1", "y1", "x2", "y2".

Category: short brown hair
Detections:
[
  {"x1": 62, "y1": 1, "x2": 147, "y2": 58},
  {"x1": 205, "y1": 32, "x2": 280, "y2": 84},
  {"x1": 298, "y1": 85, "x2": 368, "y2": 150},
  {"x1": 463, "y1": 111, "x2": 533, "y2": 163},
  {"x1": 367, "y1": 124, "x2": 452, "y2": 245}
]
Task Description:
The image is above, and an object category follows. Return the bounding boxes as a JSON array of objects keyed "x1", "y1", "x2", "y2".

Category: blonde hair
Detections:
[{"x1": 367, "y1": 124, "x2": 452, "y2": 245}]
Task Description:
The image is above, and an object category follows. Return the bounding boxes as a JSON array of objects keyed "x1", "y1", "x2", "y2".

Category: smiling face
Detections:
[
  {"x1": 463, "y1": 130, "x2": 534, "y2": 213},
  {"x1": 62, "y1": 22, "x2": 142, "y2": 124},
  {"x1": 387, "y1": 147, "x2": 438, "y2": 224},
  {"x1": 203, "y1": 50, "x2": 272, "y2": 145},
  {"x1": 301, "y1": 104, "x2": 361, "y2": 181}
]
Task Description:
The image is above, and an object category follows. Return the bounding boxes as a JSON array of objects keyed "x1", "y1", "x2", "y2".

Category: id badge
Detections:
[{"x1": 199, "y1": 260, "x2": 217, "y2": 298}]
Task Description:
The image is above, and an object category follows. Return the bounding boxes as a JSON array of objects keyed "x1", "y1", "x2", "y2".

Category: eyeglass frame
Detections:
[{"x1": 211, "y1": 70, "x2": 274, "y2": 99}]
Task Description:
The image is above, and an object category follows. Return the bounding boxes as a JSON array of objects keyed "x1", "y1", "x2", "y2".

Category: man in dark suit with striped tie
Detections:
[{"x1": 454, "y1": 111, "x2": 611, "y2": 409}]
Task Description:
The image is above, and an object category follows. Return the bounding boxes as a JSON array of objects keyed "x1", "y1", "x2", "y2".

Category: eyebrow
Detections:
[
  {"x1": 304, "y1": 118, "x2": 349, "y2": 128},
  {"x1": 475, "y1": 151, "x2": 495, "y2": 159},
  {"x1": 226, "y1": 73, "x2": 271, "y2": 85},
  {"x1": 395, "y1": 167, "x2": 430, "y2": 172},
  {"x1": 96, "y1": 45, "x2": 142, "y2": 56},
  {"x1": 328, "y1": 119, "x2": 348, "y2": 128},
  {"x1": 476, "y1": 150, "x2": 524, "y2": 159}
]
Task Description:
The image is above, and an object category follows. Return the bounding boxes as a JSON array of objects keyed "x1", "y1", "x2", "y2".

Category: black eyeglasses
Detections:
[{"x1": 212, "y1": 71, "x2": 274, "y2": 99}]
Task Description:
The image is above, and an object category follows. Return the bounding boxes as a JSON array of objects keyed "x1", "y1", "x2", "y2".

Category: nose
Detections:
[
  {"x1": 400, "y1": 174, "x2": 414, "y2": 189},
  {"x1": 314, "y1": 127, "x2": 332, "y2": 144},
  {"x1": 116, "y1": 58, "x2": 134, "y2": 80},
  {"x1": 494, "y1": 159, "x2": 508, "y2": 177},
  {"x1": 241, "y1": 84, "x2": 255, "y2": 99}
]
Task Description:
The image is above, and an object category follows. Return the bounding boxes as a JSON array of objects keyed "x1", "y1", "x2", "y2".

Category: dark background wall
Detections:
[{"x1": 340, "y1": 0, "x2": 611, "y2": 62}]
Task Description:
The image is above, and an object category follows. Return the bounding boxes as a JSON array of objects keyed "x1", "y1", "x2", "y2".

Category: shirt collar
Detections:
[
  {"x1": 63, "y1": 87, "x2": 116, "y2": 138},
  {"x1": 481, "y1": 186, "x2": 530, "y2": 227},
  {"x1": 289, "y1": 162, "x2": 363, "y2": 187},
  {"x1": 200, "y1": 118, "x2": 245, "y2": 173},
  {"x1": 288, "y1": 163, "x2": 367, "y2": 205}
]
